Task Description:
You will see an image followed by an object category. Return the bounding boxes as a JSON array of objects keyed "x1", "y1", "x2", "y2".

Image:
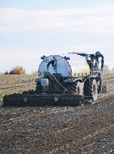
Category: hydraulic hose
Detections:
[
  {"x1": 47, "y1": 60, "x2": 55, "y2": 71},
  {"x1": 44, "y1": 72, "x2": 68, "y2": 93}
]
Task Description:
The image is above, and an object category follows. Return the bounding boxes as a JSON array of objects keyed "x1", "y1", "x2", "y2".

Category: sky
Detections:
[{"x1": 0, "y1": 0, "x2": 114, "y2": 74}]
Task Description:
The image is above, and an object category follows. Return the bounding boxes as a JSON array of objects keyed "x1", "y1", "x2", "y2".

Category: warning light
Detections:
[{"x1": 90, "y1": 70, "x2": 93, "y2": 74}]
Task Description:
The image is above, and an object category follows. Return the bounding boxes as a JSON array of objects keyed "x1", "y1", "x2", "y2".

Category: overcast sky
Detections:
[{"x1": 0, "y1": 0, "x2": 114, "y2": 74}]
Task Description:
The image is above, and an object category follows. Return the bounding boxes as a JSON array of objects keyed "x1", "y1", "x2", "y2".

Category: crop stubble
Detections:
[{"x1": 0, "y1": 74, "x2": 114, "y2": 153}]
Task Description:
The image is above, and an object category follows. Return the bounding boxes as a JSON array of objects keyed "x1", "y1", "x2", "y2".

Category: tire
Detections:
[
  {"x1": 75, "y1": 82, "x2": 83, "y2": 95},
  {"x1": 97, "y1": 79, "x2": 102, "y2": 94},
  {"x1": 35, "y1": 82, "x2": 42, "y2": 92},
  {"x1": 64, "y1": 83, "x2": 76, "y2": 93},
  {"x1": 64, "y1": 81, "x2": 83, "y2": 95},
  {"x1": 84, "y1": 79, "x2": 97, "y2": 101}
]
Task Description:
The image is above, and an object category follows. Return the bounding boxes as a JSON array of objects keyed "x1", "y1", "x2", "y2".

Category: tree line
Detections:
[
  {"x1": 104, "y1": 65, "x2": 114, "y2": 73},
  {"x1": 1, "y1": 65, "x2": 114, "y2": 75}
]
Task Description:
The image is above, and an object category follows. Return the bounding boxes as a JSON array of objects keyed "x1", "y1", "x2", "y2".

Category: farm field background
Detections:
[
  {"x1": 0, "y1": 73, "x2": 114, "y2": 104},
  {"x1": 0, "y1": 74, "x2": 37, "y2": 104}
]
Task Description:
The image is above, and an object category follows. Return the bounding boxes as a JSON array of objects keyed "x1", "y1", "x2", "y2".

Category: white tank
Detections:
[{"x1": 38, "y1": 55, "x2": 72, "y2": 77}]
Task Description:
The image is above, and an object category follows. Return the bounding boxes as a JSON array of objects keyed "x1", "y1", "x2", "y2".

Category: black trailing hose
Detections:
[
  {"x1": 95, "y1": 51, "x2": 104, "y2": 69},
  {"x1": 95, "y1": 51, "x2": 104, "y2": 93},
  {"x1": 44, "y1": 72, "x2": 68, "y2": 93},
  {"x1": 47, "y1": 60, "x2": 55, "y2": 71}
]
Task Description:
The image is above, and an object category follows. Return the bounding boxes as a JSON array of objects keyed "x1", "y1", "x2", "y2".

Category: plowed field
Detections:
[{"x1": 0, "y1": 74, "x2": 114, "y2": 154}]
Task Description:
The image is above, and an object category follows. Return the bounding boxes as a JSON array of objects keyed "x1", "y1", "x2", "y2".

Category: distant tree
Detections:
[
  {"x1": 4, "y1": 72, "x2": 8, "y2": 75},
  {"x1": 104, "y1": 64, "x2": 110, "y2": 73},
  {"x1": 4, "y1": 66, "x2": 26, "y2": 75},
  {"x1": 112, "y1": 67, "x2": 114, "y2": 73}
]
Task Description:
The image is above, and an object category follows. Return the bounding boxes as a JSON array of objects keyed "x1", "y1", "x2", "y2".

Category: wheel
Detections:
[
  {"x1": 75, "y1": 82, "x2": 83, "y2": 95},
  {"x1": 97, "y1": 79, "x2": 102, "y2": 94},
  {"x1": 64, "y1": 81, "x2": 83, "y2": 95},
  {"x1": 64, "y1": 83, "x2": 76, "y2": 93},
  {"x1": 84, "y1": 79, "x2": 97, "y2": 101},
  {"x1": 35, "y1": 82, "x2": 42, "y2": 92}
]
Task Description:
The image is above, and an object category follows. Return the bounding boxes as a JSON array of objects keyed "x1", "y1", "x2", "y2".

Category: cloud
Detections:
[
  {"x1": 0, "y1": 50, "x2": 40, "y2": 60},
  {"x1": 0, "y1": 4, "x2": 114, "y2": 35},
  {"x1": 0, "y1": 43, "x2": 103, "y2": 61},
  {"x1": 0, "y1": 43, "x2": 113, "y2": 74}
]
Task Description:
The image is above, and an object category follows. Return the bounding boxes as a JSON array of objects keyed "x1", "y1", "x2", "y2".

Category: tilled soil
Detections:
[{"x1": 0, "y1": 93, "x2": 114, "y2": 154}]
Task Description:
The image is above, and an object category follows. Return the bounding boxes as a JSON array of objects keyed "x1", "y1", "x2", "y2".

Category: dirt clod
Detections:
[{"x1": 0, "y1": 92, "x2": 114, "y2": 154}]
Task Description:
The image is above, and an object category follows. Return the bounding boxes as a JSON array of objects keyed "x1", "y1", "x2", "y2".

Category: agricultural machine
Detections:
[{"x1": 3, "y1": 51, "x2": 104, "y2": 106}]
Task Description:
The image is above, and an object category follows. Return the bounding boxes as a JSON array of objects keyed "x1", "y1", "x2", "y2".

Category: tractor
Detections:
[{"x1": 3, "y1": 51, "x2": 104, "y2": 106}]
